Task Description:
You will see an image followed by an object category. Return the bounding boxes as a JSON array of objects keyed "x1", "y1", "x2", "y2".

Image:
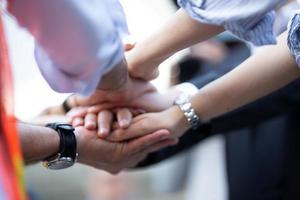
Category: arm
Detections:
[
  {"x1": 18, "y1": 123, "x2": 59, "y2": 164},
  {"x1": 128, "y1": 0, "x2": 281, "y2": 81},
  {"x1": 192, "y1": 32, "x2": 300, "y2": 122},
  {"x1": 127, "y1": 9, "x2": 223, "y2": 80},
  {"x1": 108, "y1": 32, "x2": 300, "y2": 145},
  {"x1": 18, "y1": 122, "x2": 176, "y2": 173},
  {"x1": 9, "y1": 0, "x2": 127, "y2": 95},
  {"x1": 137, "y1": 79, "x2": 300, "y2": 167}
]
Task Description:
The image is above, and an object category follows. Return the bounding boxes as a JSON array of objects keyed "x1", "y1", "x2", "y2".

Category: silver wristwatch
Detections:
[
  {"x1": 174, "y1": 94, "x2": 201, "y2": 130},
  {"x1": 43, "y1": 123, "x2": 78, "y2": 170}
]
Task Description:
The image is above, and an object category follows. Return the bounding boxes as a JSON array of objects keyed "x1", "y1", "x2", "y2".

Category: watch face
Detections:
[
  {"x1": 47, "y1": 157, "x2": 74, "y2": 170},
  {"x1": 57, "y1": 124, "x2": 75, "y2": 131}
]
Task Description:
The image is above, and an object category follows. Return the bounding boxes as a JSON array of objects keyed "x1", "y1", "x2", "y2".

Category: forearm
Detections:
[
  {"x1": 97, "y1": 58, "x2": 128, "y2": 90},
  {"x1": 18, "y1": 123, "x2": 59, "y2": 164},
  {"x1": 192, "y1": 32, "x2": 300, "y2": 121},
  {"x1": 128, "y1": 9, "x2": 223, "y2": 79}
]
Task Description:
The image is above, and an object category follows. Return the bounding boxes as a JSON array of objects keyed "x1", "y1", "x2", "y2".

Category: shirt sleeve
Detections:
[
  {"x1": 9, "y1": 0, "x2": 128, "y2": 95},
  {"x1": 287, "y1": 10, "x2": 300, "y2": 69},
  {"x1": 178, "y1": 0, "x2": 283, "y2": 46}
]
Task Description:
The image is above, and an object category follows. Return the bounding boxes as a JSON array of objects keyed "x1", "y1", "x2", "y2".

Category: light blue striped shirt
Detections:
[
  {"x1": 178, "y1": 0, "x2": 285, "y2": 46},
  {"x1": 288, "y1": 10, "x2": 300, "y2": 68},
  {"x1": 10, "y1": 0, "x2": 128, "y2": 95}
]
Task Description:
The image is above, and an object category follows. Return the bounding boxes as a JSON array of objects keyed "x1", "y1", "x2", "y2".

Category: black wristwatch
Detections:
[{"x1": 42, "y1": 123, "x2": 78, "y2": 170}]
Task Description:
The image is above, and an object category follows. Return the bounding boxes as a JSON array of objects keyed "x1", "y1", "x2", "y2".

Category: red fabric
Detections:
[{"x1": 0, "y1": 8, "x2": 26, "y2": 200}]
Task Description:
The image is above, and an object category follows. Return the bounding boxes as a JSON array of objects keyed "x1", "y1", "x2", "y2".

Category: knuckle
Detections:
[{"x1": 109, "y1": 168, "x2": 121, "y2": 175}]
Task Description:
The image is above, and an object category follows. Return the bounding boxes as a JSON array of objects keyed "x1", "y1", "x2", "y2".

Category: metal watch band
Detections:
[{"x1": 174, "y1": 95, "x2": 201, "y2": 130}]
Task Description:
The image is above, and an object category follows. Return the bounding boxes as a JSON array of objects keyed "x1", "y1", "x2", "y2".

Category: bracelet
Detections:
[{"x1": 174, "y1": 94, "x2": 201, "y2": 130}]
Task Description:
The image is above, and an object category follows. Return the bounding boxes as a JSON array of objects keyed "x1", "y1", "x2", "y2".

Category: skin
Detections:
[
  {"x1": 18, "y1": 122, "x2": 178, "y2": 173},
  {"x1": 65, "y1": 8, "x2": 223, "y2": 124},
  {"x1": 68, "y1": 11, "x2": 300, "y2": 148},
  {"x1": 97, "y1": 58, "x2": 128, "y2": 91},
  {"x1": 67, "y1": 87, "x2": 180, "y2": 137},
  {"x1": 103, "y1": 32, "x2": 300, "y2": 142},
  {"x1": 126, "y1": 9, "x2": 224, "y2": 80},
  {"x1": 65, "y1": 8, "x2": 223, "y2": 135}
]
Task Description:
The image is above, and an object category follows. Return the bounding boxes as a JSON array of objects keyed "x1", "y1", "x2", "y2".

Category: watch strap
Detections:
[{"x1": 46, "y1": 123, "x2": 77, "y2": 160}]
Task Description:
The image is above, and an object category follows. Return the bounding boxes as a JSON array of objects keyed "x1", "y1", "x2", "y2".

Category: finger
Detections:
[
  {"x1": 130, "y1": 108, "x2": 145, "y2": 116},
  {"x1": 116, "y1": 108, "x2": 132, "y2": 129},
  {"x1": 87, "y1": 103, "x2": 115, "y2": 114},
  {"x1": 72, "y1": 117, "x2": 84, "y2": 127},
  {"x1": 124, "y1": 43, "x2": 135, "y2": 51},
  {"x1": 84, "y1": 113, "x2": 97, "y2": 130},
  {"x1": 125, "y1": 129, "x2": 172, "y2": 155},
  {"x1": 98, "y1": 110, "x2": 113, "y2": 138},
  {"x1": 125, "y1": 153, "x2": 148, "y2": 169},
  {"x1": 126, "y1": 139, "x2": 178, "y2": 168},
  {"x1": 108, "y1": 114, "x2": 158, "y2": 142},
  {"x1": 66, "y1": 107, "x2": 88, "y2": 118},
  {"x1": 146, "y1": 139, "x2": 179, "y2": 153},
  {"x1": 125, "y1": 139, "x2": 179, "y2": 169},
  {"x1": 123, "y1": 36, "x2": 136, "y2": 51},
  {"x1": 149, "y1": 68, "x2": 160, "y2": 80}
]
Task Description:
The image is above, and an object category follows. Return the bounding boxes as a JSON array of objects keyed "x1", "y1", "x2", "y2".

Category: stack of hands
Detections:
[{"x1": 62, "y1": 45, "x2": 192, "y2": 173}]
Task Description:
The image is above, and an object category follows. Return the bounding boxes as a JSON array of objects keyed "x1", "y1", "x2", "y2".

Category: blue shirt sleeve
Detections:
[{"x1": 178, "y1": 0, "x2": 283, "y2": 46}]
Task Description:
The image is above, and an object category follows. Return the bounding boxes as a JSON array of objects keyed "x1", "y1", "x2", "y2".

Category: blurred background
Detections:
[{"x1": 2, "y1": 0, "x2": 257, "y2": 199}]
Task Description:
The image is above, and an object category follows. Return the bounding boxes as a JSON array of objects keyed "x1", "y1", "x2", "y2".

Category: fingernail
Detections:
[
  {"x1": 160, "y1": 135, "x2": 171, "y2": 140},
  {"x1": 100, "y1": 128, "x2": 109, "y2": 135},
  {"x1": 120, "y1": 120, "x2": 129, "y2": 128},
  {"x1": 73, "y1": 119, "x2": 82, "y2": 127},
  {"x1": 86, "y1": 122, "x2": 96, "y2": 129}
]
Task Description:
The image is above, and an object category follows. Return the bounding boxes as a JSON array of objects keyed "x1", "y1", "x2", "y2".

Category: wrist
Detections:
[
  {"x1": 166, "y1": 106, "x2": 191, "y2": 137},
  {"x1": 127, "y1": 46, "x2": 161, "y2": 80},
  {"x1": 97, "y1": 58, "x2": 128, "y2": 90},
  {"x1": 73, "y1": 127, "x2": 89, "y2": 164},
  {"x1": 19, "y1": 123, "x2": 60, "y2": 164},
  {"x1": 174, "y1": 94, "x2": 202, "y2": 130},
  {"x1": 42, "y1": 123, "x2": 77, "y2": 169}
]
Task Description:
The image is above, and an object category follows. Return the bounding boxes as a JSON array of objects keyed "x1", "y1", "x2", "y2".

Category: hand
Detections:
[
  {"x1": 67, "y1": 87, "x2": 182, "y2": 136},
  {"x1": 73, "y1": 76, "x2": 156, "y2": 107},
  {"x1": 126, "y1": 45, "x2": 161, "y2": 81},
  {"x1": 68, "y1": 107, "x2": 143, "y2": 138},
  {"x1": 75, "y1": 126, "x2": 178, "y2": 173},
  {"x1": 107, "y1": 106, "x2": 191, "y2": 142},
  {"x1": 123, "y1": 36, "x2": 159, "y2": 80}
]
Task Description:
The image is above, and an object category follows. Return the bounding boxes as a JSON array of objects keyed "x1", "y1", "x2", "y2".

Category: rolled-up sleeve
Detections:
[
  {"x1": 178, "y1": 0, "x2": 283, "y2": 46},
  {"x1": 9, "y1": 0, "x2": 128, "y2": 95},
  {"x1": 287, "y1": 10, "x2": 300, "y2": 68}
]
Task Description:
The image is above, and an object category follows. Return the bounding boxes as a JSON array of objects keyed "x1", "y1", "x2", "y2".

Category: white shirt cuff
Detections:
[{"x1": 173, "y1": 82, "x2": 198, "y2": 97}]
